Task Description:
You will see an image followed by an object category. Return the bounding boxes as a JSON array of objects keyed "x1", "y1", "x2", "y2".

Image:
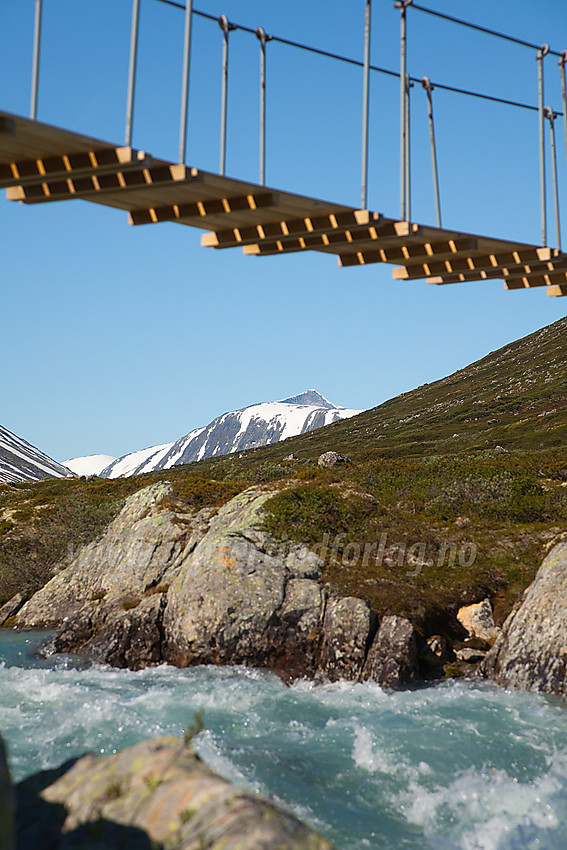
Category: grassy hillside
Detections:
[{"x1": 2, "y1": 317, "x2": 567, "y2": 635}]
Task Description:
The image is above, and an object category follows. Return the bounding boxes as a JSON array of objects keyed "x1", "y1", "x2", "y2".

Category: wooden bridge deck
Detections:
[{"x1": 1, "y1": 110, "x2": 565, "y2": 297}]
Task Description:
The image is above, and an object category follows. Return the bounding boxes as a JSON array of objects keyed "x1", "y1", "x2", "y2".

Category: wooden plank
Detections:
[
  {"x1": 504, "y1": 271, "x2": 567, "y2": 289},
  {"x1": 0, "y1": 147, "x2": 151, "y2": 189},
  {"x1": 200, "y1": 209, "x2": 381, "y2": 248},
  {"x1": 394, "y1": 252, "x2": 567, "y2": 281},
  {"x1": 6, "y1": 163, "x2": 200, "y2": 203},
  {"x1": 340, "y1": 237, "x2": 479, "y2": 267},
  {"x1": 129, "y1": 192, "x2": 277, "y2": 225},
  {"x1": 0, "y1": 110, "x2": 118, "y2": 163},
  {"x1": 0, "y1": 116, "x2": 15, "y2": 134},
  {"x1": 243, "y1": 220, "x2": 419, "y2": 257},
  {"x1": 547, "y1": 284, "x2": 567, "y2": 296}
]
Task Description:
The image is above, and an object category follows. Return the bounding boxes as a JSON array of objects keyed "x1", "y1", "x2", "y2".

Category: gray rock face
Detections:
[
  {"x1": 161, "y1": 487, "x2": 328, "y2": 672},
  {"x1": 479, "y1": 541, "x2": 567, "y2": 695},
  {"x1": 16, "y1": 736, "x2": 336, "y2": 850},
  {"x1": 363, "y1": 615, "x2": 419, "y2": 689},
  {"x1": 0, "y1": 734, "x2": 14, "y2": 850},
  {"x1": 16, "y1": 482, "x2": 425, "y2": 687},
  {"x1": 319, "y1": 597, "x2": 377, "y2": 681}
]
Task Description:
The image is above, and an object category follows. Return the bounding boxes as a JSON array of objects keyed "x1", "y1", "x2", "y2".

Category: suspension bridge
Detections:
[{"x1": 2, "y1": 0, "x2": 567, "y2": 297}]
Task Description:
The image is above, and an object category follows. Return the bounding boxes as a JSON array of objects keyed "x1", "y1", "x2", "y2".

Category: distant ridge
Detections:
[
  {"x1": 0, "y1": 425, "x2": 72, "y2": 484},
  {"x1": 80, "y1": 390, "x2": 362, "y2": 479}
]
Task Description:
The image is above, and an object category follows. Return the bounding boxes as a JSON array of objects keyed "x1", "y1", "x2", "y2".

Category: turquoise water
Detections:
[{"x1": 1, "y1": 631, "x2": 567, "y2": 849}]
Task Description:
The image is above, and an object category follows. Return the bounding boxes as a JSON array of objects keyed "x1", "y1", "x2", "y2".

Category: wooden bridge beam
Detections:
[
  {"x1": 129, "y1": 192, "x2": 276, "y2": 225},
  {"x1": 201, "y1": 209, "x2": 381, "y2": 249},
  {"x1": 0, "y1": 147, "x2": 150, "y2": 189}
]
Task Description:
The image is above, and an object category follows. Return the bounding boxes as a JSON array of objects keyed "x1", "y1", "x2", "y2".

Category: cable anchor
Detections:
[{"x1": 218, "y1": 14, "x2": 236, "y2": 35}]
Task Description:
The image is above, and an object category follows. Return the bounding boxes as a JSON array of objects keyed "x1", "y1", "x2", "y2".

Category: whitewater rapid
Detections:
[{"x1": 1, "y1": 631, "x2": 566, "y2": 849}]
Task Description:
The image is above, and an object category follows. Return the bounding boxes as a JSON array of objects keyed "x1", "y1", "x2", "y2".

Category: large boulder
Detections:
[
  {"x1": 363, "y1": 615, "x2": 419, "y2": 688},
  {"x1": 163, "y1": 485, "x2": 325, "y2": 671},
  {"x1": 479, "y1": 540, "x2": 567, "y2": 695},
  {"x1": 16, "y1": 482, "x2": 193, "y2": 669},
  {"x1": 318, "y1": 597, "x2": 377, "y2": 681},
  {"x1": 16, "y1": 736, "x2": 335, "y2": 850}
]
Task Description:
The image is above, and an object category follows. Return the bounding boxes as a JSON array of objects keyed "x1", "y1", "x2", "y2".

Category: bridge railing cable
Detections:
[{"x1": 26, "y1": 0, "x2": 567, "y2": 247}]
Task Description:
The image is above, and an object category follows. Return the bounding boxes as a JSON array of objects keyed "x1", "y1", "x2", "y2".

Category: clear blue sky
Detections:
[{"x1": 1, "y1": 0, "x2": 566, "y2": 462}]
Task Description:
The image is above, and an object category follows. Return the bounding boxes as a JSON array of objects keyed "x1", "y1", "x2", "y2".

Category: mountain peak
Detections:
[{"x1": 279, "y1": 390, "x2": 337, "y2": 409}]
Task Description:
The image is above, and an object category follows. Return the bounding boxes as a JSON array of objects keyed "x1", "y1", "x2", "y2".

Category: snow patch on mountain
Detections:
[
  {"x1": 95, "y1": 390, "x2": 362, "y2": 479},
  {"x1": 0, "y1": 425, "x2": 72, "y2": 484},
  {"x1": 62, "y1": 455, "x2": 117, "y2": 477}
]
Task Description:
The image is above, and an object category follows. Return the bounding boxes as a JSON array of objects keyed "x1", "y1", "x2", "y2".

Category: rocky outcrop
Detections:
[
  {"x1": 15, "y1": 482, "x2": 420, "y2": 687},
  {"x1": 479, "y1": 541, "x2": 567, "y2": 695},
  {"x1": 1, "y1": 735, "x2": 14, "y2": 850},
  {"x1": 14, "y1": 736, "x2": 335, "y2": 849}
]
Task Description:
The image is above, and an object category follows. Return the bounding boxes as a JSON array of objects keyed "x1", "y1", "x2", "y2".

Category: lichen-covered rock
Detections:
[
  {"x1": 16, "y1": 483, "x2": 190, "y2": 630},
  {"x1": 363, "y1": 615, "x2": 418, "y2": 689},
  {"x1": 318, "y1": 597, "x2": 377, "y2": 681},
  {"x1": 16, "y1": 736, "x2": 335, "y2": 850},
  {"x1": 479, "y1": 541, "x2": 567, "y2": 695},
  {"x1": 317, "y1": 452, "x2": 351, "y2": 468},
  {"x1": 0, "y1": 735, "x2": 14, "y2": 850},
  {"x1": 163, "y1": 486, "x2": 324, "y2": 671},
  {"x1": 457, "y1": 598, "x2": 499, "y2": 641}
]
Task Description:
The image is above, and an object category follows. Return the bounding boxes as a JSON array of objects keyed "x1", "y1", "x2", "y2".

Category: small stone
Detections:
[
  {"x1": 317, "y1": 451, "x2": 351, "y2": 468},
  {"x1": 427, "y1": 634, "x2": 449, "y2": 660},
  {"x1": 282, "y1": 453, "x2": 298, "y2": 462},
  {"x1": 456, "y1": 646, "x2": 487, "y2": 664},
  {"x1": 454, "y1": 516, "x2": 470, "y2": 528},
  {"x1": 494, "y1": 445, "x2": 509, "y2": 453}
]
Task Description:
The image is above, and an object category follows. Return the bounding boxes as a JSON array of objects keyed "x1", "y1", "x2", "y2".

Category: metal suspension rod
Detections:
[
  {"x1": 361, "y1": 0, "x2": 372, "y2": 209},
  {"x1": 405, "y1": 72, "x2": 411, "y2": 221},
  {"x1": 154, "y1": 0, "x2": 562, "y2": 118},
  {"x1": 560, "y1": 52, "x2": 567, "y2": 166},
  {"x1": 178, "y1": 0, "x2": 194, "y2": 163},
  {"x1": 537, "y1": 44, "x2": 549, "y2": 246},
  {"x1": 422, "y1": 77, "x2": 442, "y2": 227},
  {"x1": 256, "y1": 27, "x2": 271, "y2": 186},
  {"x1": 219, "y1": 15, "x2": 235, "y2": 176},
  {"x1": 544, "y1": 107, "x2": 562, "y2": 250},
  {"x1": 396, "y1": 0, "x2": 412, "y2": 220},
  {"x1": 125, "y1": 0, "x2": 141, "y2": 147},
  {"x1": 30, "y1": 0, "x2": 43, "y2": 120}
]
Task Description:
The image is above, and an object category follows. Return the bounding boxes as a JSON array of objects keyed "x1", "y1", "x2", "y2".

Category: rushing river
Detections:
[{"x1": 1, "y1": 631, "x2": 567, "y2": 849}]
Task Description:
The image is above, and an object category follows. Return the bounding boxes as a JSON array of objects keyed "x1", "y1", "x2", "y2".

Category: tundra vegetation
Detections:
[{"x1": 1, "y1": 316, "x2": 566, "y2": 629}]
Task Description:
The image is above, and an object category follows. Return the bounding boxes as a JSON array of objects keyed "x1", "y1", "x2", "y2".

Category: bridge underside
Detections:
[{"x1": 1, "y1": 110, "x2": 565, "y2": 297}]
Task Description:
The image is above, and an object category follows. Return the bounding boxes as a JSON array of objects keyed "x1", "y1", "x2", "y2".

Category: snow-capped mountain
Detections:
[
  {"x1": 0, "y1": 424, "x2": 72, "y2": 484},
  {"x1": 61, "y1": 454, "x2": 117, "y2": 477},
  {"x1": 95, "y1": 390, "x2": 362, "y2": 479}
]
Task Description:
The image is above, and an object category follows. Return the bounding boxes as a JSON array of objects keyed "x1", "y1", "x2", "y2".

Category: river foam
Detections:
[{"x1": 1, "y1": 631, "x2": 566, "y2": 849}]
